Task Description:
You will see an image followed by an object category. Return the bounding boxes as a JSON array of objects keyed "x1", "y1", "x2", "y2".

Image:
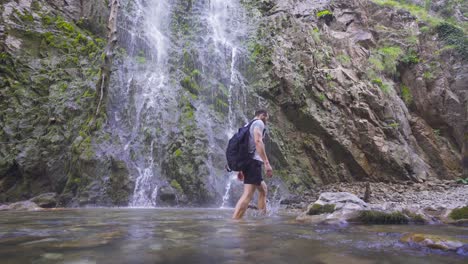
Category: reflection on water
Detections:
[{"x1": 0, "y1": 208, "x2": 466, "y2": 264}]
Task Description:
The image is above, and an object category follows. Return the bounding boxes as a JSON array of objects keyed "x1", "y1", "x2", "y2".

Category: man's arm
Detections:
[{"x1": 254, "y1": 127, "x2": 273, "y2": 177}]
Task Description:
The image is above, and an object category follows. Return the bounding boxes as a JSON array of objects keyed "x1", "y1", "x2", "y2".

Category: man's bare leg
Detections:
[
  {"x1": 257, "y1": 181, "x2": 267, "y2": 215},
  {"x1": 232, "y1": 184, "x2": 256, "y2": 219}
]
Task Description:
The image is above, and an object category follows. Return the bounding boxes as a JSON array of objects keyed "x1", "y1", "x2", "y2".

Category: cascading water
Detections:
[{"x1": 106, "y1": 0, "x2": 263, "y2": 207}]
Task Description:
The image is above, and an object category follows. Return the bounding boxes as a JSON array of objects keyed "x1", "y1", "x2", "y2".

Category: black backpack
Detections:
[{"x1": 225, "y1": 119, "x2": 257, "y2": 172}]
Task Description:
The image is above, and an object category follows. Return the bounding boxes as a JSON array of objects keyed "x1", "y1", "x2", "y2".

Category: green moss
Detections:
[
  {"x1": 180, "y1": 76, "x2": 200, "y2": 95},
  {"x1": 170, "y1": 179, "x2": 183, "y2": 192},
  {"x1": 17, "y1": 10, "x2": 34, "y2": 23},
  {"x1": 357, "y1": 210, "x2": 409, "y2": 224},
  {"x1": 316, "y1": 10, "x2": 333, "y2": 18},
  {"x1": 41, "y1": 15, "x2": 54, "y2": 25},
  {"x1": 402, "y1": 209, "x2": 426, "y2": 224},
  {"x1": 55, "y1": 16, "x2": 75, "y2": 33},
  {"x1": 135, "y1": 51, "x2": 146, "y2": 64},
  {"x1": 307, "y1": 203, "x2": 336, "y2": 215},
  {"x1": 449, "y1": 206, "x2": 468, "y2": 220},
  {"x1": 174, "y1": 148, "x2": 183, "y2": 157}
]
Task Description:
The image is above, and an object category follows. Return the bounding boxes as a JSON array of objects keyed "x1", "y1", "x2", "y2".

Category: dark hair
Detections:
[{"x1": 255, "y1": 109, "x2": 268, "y2": 116}]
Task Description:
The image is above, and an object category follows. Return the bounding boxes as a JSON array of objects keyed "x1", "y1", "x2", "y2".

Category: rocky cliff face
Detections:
[
  {"x1": 244, "y1": 0, "x2": 467, "y2": 193},
  {"x1": 0, "y1": 0, "x2": 111, "y2": 204},
  {"x1": 0, "y1": 0, "x2": 466, "y2": 206}
]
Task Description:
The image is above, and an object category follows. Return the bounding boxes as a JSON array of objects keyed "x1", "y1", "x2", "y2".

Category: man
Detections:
[{"x1": 232, "y1": 109, "x2": 273, "y2": 219}]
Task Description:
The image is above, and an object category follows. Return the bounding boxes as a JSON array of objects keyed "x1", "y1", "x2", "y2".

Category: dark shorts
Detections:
[{"x1": 242, "y1": 159, "x2": 263, "y2": 185}]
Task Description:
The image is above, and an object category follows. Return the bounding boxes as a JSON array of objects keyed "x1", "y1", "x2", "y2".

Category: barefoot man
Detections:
[{"x1": 232, "y1": 109, "x2": 273, "y2": 219}]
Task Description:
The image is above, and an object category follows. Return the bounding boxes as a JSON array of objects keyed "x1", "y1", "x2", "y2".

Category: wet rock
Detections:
[
  {"x1": 297, "y1": 192, "x2": 368, "y2": 225},
  {"x1": 0, "y1": 201, "x2": 42, "y2": 211},
  {"x1": 400, "y1": 233, "x2": 465, "y2": 251},
  {"x1": 158, "y1": 186, "x2": 177, "y2": 205},
  {"x1": 30, "y1": 192, "x2": 57, "y2": 208},
  {"x1": 456, "y1": 244, "x2": 468, "y2": 256}
]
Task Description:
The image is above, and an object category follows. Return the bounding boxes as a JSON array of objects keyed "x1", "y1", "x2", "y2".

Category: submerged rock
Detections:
[{"x1": 400, "y1": 233, "x2": 466, "y2": 252}]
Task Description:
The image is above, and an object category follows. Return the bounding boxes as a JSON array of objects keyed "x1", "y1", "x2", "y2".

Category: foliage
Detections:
[
  {"x1": 310, "y1": 28, "x2": 321, "y2": 43},
  {"x1": 357, "y1": 210, "x2": 409, "y2": 224},
  {"x1": 337, "y1": 53, "x2": 351, "y2": 65},
  {"x1": 174, "y1": 148, "x2": 182, "y2": 157},
  {"x1": 401, "y1": 50, "x2": 420, "y2": 65},
  {"x1": 372, "y1": 78, "x2": 391, "y2": 93},
  {"x1": 378, "y1": 46, "x2": 403, "y2": 75},
  {"x1": 401, "y1": 85, "x2": 412, "y2": 104},
  {"x1": 402, "y1": 209, "x2": 426, "y2": 224},
  {"x1": 317, "y1": 93, "x2": 326, "y2": 102},
  {"x1": 449, "y1": 206, "x2": 468, "y2": 220},
  {"x1": 307, "y1": 204, "x2": 336, "y2": 215},
  {"x1": 316, "y1": 10, "x2": 333, "y2": 18},
  {"x1": 456, "y1": 178, "x2": 468, "y2": 185},
  {"x1": 423, "y1": 71, "x2": 434, "y2": 80},
  {"x1": 435, "y1": 22, "x2": 467, "y2": 59},
  {"x1": 371, "y1": 0, "x2": 443, "y2": 26},
  {"x1": 388, "y1": 122, "x2": 399, "y2": 128},
  {"x1": 170, "y1": 179, "x2": 183, "y2": 192},
  {"x1": 136, "y1": 52, "x2": 146, "y2": 64}
]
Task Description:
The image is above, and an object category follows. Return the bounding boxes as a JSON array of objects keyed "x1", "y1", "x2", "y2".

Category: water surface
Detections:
[{"x1": 0, "y1": 208, "x2": 466, "y2": 263}]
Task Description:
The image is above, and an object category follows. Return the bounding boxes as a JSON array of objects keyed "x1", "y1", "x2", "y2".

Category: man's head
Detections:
[{"x1": 255, "y1": 109, "x2": 269, "y2": 124}]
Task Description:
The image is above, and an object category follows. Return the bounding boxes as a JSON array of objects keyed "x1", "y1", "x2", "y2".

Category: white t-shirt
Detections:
[{"x1": 248, "y1": 119, "x2": 265, "y2": 162}]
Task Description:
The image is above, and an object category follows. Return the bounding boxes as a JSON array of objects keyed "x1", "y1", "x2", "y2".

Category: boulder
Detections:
[
  {"x1": 297, "y1": 192, "x2": 368, "y2": 225},
  {"x1": 0, "y1": 201, "x2": 42, "y2": 211},
  {"x1": 400, "y1": 233, "x2": 465, "y2": 251},
  {"x1": 30, "y1": 193, "x2": 57, "y2": 208}
]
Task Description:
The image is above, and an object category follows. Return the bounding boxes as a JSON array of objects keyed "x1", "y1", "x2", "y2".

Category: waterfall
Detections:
[{"x1": 106, "y1": 0, "x2": 254, "y2": 207}]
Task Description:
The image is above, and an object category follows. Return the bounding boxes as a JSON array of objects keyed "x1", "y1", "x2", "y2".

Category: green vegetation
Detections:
[
  {"x1": 307, "y1": 204, "x2": 336, "y2": 215},
  {"x1": 357, "y1": 210, "x2": 409, "y2": 224},
  {"x1": 372, "y1": 78, "x2": 391, "y2": 93},
  {"x1": 174, "y1": 148, "x2": 183, "y2": 157},
  {"x1": 170, "y1": 179, "x2": 183, "y2": 192},
  {"x1": 449, "y1": 206, "x2": 468, "y2": 220},
  {"x1": 401, "y1": 85, "x2": 412, "y2": 104},
  {"x1": 423, "y1": 71, "x2": 434, "y2": 80},
  {"x1": 389, "y1": 122, "x2": 399, "y2": 128},
  {"x1": 456, "y1": 178, "x2": 468, "y2": 185},
  {"x1": 371, "y1": 0, "x2": 443, "y2": 26},
  {"x1": 310, "y1": 28, "x2": 320, "y2": 43},
  {"x1": 402, "y1": 209, "x2": 426, "y2": 224},
  {"x1": 316, "y1": 10, "x2": 333, "y2": 18},
  {"x1": 433, "y1": 129, "x2": 441, "y2": 136},
  {"x1": 401, "y1": 50, "x2": 420, "y2": 65},
  {"x1": 247, "y1": 41, "x2": 267, "y2": 62},
  {"x1": 317, "y1": 93, "x2": 326, "y2": 102},
  {"x1": 337, "y1": 53, "x2": 351, "y2": 65},
  {"x1": 435, "y1": 22, "x2": 467, "y2": 59},
  {"x1": 378, "y1": 46, "x2": 403, "y2": 75},
  {"x1": 135, "y1": 51, "x2": 146, "y2": 64}
]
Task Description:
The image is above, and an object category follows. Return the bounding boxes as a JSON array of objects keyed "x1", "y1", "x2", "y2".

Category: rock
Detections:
[
  {"x1": 297, "y1": 192, "x2": 368, "y2": 225},
  {"x1": 456, "y1": 244, "x2": 468, "y2": 256},
  {"x1": 400, "y1": 233, "x2": 465, "y2": 251},
  {"x1": 314, "y1": 192, "x2": 368, "y2": 210},
  {"x1": 0, "y1": 201, "x2": 42, "y2": 211},
  {"x1": 30, "y1": 193, "x2": 57, "y2": 208}
]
